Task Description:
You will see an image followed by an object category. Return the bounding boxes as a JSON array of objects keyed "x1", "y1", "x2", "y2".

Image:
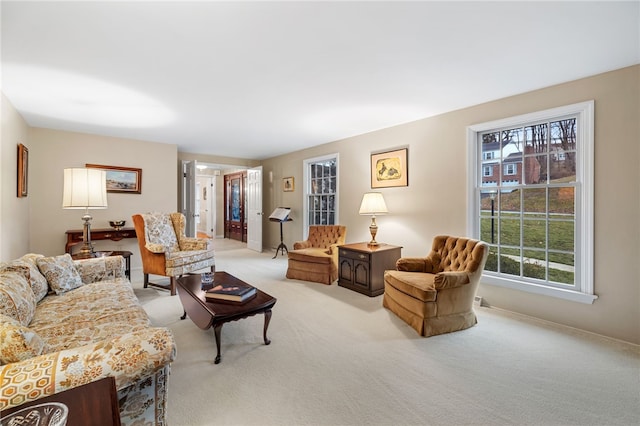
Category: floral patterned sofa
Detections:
[{"x1": 0, "y1": 253, "x2": 176, "y2": 426}]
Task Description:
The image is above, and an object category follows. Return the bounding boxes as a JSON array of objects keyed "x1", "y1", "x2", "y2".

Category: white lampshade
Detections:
[
  {"x1": 359, "y1": 192, "x2": 388, "y2": 215},
  {"x1": 62, "y1": 168, "x2": 108, "y2": 209}
]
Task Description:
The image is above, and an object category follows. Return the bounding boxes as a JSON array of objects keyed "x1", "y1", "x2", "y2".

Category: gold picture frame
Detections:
[
  {"x1": 17, "y1": 143, "x2": 28, "y2": 197},
  {"x1": 86, "y1": 164, "x2": 142, "y2": 194},
  {"x1": 371, "y1": 148, "x2": 408, "y2": 188},
  {"x1": 283, "y1": 177, "x2": 294, "y2": 192}
]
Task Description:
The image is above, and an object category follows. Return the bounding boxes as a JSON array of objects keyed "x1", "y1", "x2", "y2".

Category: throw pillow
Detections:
[
  {"x1": 0, "y1": 268, "x2": 37, "y2": 326},
  {"x1": 13, "y1": 255, "x2": 48, "y2": 301},
  {"x1": 37, "y1": 254, "x2": 83, "y2": 295},
  {"x1": 0, "y1": 313, "x2": 46, "y2": 365}
]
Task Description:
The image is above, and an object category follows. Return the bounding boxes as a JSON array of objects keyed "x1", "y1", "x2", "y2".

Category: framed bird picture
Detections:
[{"x1": 370, "y1": 148, "x2": 408, "y2": 188}]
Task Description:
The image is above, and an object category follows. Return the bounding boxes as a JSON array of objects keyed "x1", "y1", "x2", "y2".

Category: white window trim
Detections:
[
  {"x1": 303, "y1": 153, "x2": 339, "y2": 240},
  {"x1": 467, "y1": 101, "x2": 596, "y2": 304},
  {"x1": 503, "y1": 163, "x2": 517, "y2": 175}
]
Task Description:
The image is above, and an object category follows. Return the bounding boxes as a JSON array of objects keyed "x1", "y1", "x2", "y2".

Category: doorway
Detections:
[
  {"x1": 224, "y1": 171, "x2": 247, "y2": 242},
  {"x1": 196, "y1": 175, "x2": 215, "y2": 238}
]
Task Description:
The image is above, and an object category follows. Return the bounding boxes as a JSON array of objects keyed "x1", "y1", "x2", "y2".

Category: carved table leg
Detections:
[
  {"x1": 214, "y1": 324, "x2": 223, "y2": 364},
  {"x1": 263, "y1": 309, "x2": 272, "y2": 345},
  {"x1": 180, "y1": 310, "x2": 187, "y2": 320}
]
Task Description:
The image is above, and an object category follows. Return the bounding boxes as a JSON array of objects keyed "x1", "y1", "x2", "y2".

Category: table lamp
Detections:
[
  {"x1": 359, "y1": 192, "x2": 388, "y2": 246},
  {"x1": 62, "y1": 168, "x2": 108, "y2": 257}
]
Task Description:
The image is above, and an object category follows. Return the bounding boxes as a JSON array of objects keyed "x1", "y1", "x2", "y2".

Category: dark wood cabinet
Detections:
[
  {"x1": 224, "y1": 171, "x2": 247, "y2": 242},
  {"x1": 338, "y1": 242, "x2": 402, "y2": 297}
]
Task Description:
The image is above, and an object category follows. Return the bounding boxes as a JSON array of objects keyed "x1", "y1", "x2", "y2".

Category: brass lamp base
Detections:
[
  {"x1": 368, "y1": 216, "x2": 379, "y2": 246},
  {"x1": 77, "y1": 211, "x2": 95, "y2": 257}
]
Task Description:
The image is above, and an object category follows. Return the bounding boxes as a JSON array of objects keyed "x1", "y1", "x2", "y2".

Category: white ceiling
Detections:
[{"x1": 2, "y1": 1, "x2": 639, "y2": 160}]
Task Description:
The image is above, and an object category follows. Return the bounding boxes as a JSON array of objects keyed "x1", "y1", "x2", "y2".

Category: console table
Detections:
[
  {"x1": 338, "y1": 242, "x2": 402, "y2": 297},
  {"x1": 65, "y1": 227, "x2": 137, "y2": 254}
]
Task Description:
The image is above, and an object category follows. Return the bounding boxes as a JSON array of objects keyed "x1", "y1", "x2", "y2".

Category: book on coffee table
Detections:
[{"x1": 205, "y1": 282, "x2": 256, "y2": 302}]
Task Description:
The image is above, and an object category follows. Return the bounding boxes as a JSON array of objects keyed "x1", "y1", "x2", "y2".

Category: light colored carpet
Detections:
[{"x1": 133, "y1": 239, "x2": 640, "y2": 426}]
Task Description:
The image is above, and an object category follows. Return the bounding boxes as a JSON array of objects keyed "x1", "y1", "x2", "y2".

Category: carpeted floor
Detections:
[{"x1": 132, "y1": 239, "x2": 640, "y2": 426}]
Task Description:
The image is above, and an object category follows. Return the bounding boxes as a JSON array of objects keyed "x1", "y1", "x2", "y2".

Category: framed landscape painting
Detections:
[
  {"x1": 370, "y1": 148, "x2": 408, "y2": 188},
  {"x1": 86, "y1": 164, "x2": 142, "y2": 194}
]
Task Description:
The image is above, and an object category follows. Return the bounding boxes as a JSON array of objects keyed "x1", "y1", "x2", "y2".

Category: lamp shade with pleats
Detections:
[
  {"x1": 359, "y1": 192, "x2": 388, "y2": 215},
  {"x1": 62, "y1": 168, "x2": 108, "y2": 209}
]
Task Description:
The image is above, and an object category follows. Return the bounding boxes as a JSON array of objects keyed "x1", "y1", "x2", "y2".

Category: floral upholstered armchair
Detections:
[
  {"x1": 132, "y1": 212, "x2": 215, "y2": 295},
  {"x1": 286, "y1": 225, "x2": 347, "y2": 285}
]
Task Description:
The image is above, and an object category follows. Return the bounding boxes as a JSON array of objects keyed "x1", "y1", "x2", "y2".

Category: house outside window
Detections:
[
  {"x1": 303, "y1": 154, "x2": 339, "y2": 237},
  {"x1": 467, "y1": 101, "x2": 595, "y2": 304}
]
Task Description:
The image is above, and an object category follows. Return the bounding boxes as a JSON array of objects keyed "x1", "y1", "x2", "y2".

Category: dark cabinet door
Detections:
[{"x1": 224, "y1": 171, "x2": 247, "y2": 241}]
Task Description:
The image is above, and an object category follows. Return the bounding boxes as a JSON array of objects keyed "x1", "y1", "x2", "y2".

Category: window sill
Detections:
[{"x1": 481, "y1": 274, "x2": 598, "y2": 304}]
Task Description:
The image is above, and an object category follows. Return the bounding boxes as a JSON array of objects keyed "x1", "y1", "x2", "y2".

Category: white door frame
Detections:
[{"x1": 247, "y1": 166, "x2": 263, "y2": 252}]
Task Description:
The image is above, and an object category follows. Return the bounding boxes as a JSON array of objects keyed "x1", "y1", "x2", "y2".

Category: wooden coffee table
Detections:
[{"x1": 176, "y1": 272, "x2": 277, "y2": 364}]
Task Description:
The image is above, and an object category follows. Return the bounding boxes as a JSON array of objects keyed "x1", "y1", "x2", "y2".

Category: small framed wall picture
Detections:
[
  {"x1": 371, "y1": 147, "x2": 408, "y2": 188},
  {"x1": 283, "y1": 177, "x2": 294, "y2": 192},
  {"x1": 17, "y1": 143, "x2": 29, "y2": 197}
]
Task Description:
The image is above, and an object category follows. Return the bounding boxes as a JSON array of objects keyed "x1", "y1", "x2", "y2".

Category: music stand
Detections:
[{"x1": 269, "y1": 207, "x2": 292, "y2": 259}]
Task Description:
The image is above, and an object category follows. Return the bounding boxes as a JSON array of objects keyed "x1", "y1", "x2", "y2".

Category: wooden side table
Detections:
[
  {"x1": 72, "y1": 251, "x2": 132, "y2": 279},
  {"x1": 1, "y1": 377, "x2": 121, "y2": 426},
  {"x1": 65, "y1": 227, "x2": 137, "y2": 254},
  {"x1": 338, "y1": 242, "x2": 402, "y2": 297}
]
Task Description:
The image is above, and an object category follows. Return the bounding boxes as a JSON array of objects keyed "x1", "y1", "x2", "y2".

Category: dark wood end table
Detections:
[
  {"x1": 176, "y1": 272, "x2": 277, "y2": 364},
  {"x1": 1, "y1": 376, "x2": 121, "y2": 426},
  {"x1": 338, "y1": 242, "x2": 402, "y2": 296}
]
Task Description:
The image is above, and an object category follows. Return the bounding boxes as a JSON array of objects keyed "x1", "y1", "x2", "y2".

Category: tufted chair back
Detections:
[
  {"x1": 430, "y1": 235, "x2": 487, "y2": 274},
  {"x1": 305, "y1": 225, "x2": 347, "y2": 249}
]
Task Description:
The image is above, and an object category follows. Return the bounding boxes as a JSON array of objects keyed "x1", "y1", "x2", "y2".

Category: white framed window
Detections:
[
  {"x1": 467, "y1": 101, "x2": 596, "y2": 304},
  {"x1": 303, "y1": 153, "x2": 339, "y2": 238},
  {"x1": 503, "y1": 164, "x2": 517, "y2": 175}
]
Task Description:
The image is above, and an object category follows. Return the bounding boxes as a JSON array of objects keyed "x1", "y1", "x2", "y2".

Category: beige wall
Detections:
[
  {"x1": 1, "y1": 66, "x2": 638, "y2": 343},
  {"x1": 262, "y1": 65, "x2": 640, "y2": 344},
  {"x1": 1, "y1": 94, "x2": 31, "y2": 259},
  {"x1": 25, "y1": 128, "x2": 178, "y2": 273}
]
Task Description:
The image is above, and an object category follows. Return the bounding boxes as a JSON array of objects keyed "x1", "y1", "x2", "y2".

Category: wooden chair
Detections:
[{"x1": 132, "y1": 212, "x2": 215, "y2": 295}]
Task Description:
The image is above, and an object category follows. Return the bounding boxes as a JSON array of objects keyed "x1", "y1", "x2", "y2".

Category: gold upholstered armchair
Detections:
[
  {"x1": 383, "y1": 235, "x2": 488, "y2": 337},
  {"x1": 132, "y1": 212, "x2": 215, "y2": 295},
  {"x1": 286, "y1": 225, "x2": 347, "y2": 285}
]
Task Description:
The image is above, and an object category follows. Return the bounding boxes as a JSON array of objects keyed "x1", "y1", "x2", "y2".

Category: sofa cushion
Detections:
[
  {"x1": 0, "y1": 267, "x2": 37, "y2": 326},
  {"x1": 37, "y1": 254, "x2": 83, "y2": 294},
  {"x1": 0, "y1": 313, "x2": 46, "y2": 364},
  {"x1": 30, "y1": 279, "x2": 151, "y2": 352}
]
